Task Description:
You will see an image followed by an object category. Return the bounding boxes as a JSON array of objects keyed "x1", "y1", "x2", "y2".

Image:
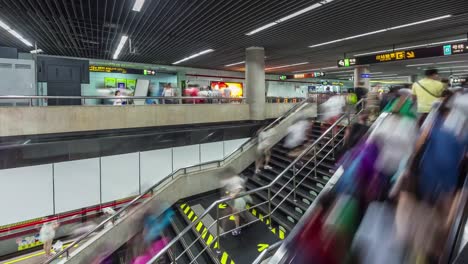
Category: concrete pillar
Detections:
[
  {"x1": 245, "y1": 47, "x2": 265, "y2": 120},
  {"x1": 353, "y1": 66, "x2": 370, "y2": 89}
]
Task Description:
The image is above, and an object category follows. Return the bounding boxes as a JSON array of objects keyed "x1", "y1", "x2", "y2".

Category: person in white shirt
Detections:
[
  {"x1": 255, "y1": 127, "x2": 276, "y2": 173},
  {"x1": 162, "y1": 84, "x2": 175, "y2": 104},
  {"x1": 113, "y1": 90, "x2": 124, "y2": 105}
]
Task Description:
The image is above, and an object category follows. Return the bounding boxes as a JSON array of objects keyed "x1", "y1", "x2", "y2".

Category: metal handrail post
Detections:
[
  {"x1": 293, "y1": 164, "x2": 297, "y2": 203},
  {"x1": 268, "y1": 187, "x2": 272, "y2": 229},
  {"x1": 314, "y1": 146, "x2": 317, "y2": 179},
  {"x1": 216, "y1": 206, "x2": 221, "y2": 254},
  {"x1": 331, "y1": 127, "x2": 335, "y2": 159}
]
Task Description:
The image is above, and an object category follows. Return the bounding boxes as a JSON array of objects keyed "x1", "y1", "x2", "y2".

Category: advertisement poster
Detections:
[
  {"x1": 104, "y1": 77, "x2": 116, "y2": 88},
  {"x1": 127, "y1": 79, "x2": 136, "y2": 90},
  {"x1": 210, "y1": 81, "x2": 243, "y2": 97},
  {"x1": 116, "y1": 78, "x2": 127, "y2": 89}
]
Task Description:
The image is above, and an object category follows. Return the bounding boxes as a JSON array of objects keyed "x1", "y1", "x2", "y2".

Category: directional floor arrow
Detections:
[
  {"x1": 257, "y1": 243, "x2": 269, "y2": 252},
  {"x1": 218, "y1": 203, "x2": 227, "y2": 209},
  {"x1": 229, "y1": 215, "x2": 236, "y2": 221}
]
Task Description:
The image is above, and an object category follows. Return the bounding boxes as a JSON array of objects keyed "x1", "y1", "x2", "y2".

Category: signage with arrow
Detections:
[
  {"x1": 257, "y1": 243, "x2": 269, "y2": 252},
  {"x1": 337, "y1": 41, "x2": 468, "y2": 67}
]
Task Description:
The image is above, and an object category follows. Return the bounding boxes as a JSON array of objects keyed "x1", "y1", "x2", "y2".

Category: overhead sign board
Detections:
[
  {"x1": 337, "y1": 42, "x2": 468, "y2": 67},
  {"x1": 286, "y1": 72, "x2": 325, "y2": 79}
]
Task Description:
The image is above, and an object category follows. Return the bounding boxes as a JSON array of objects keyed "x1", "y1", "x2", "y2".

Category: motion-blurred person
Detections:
[
  {"x1": 39, "y1": 218, "x2": 59, "y2": 257},
  {"x1": 113, "y1": 90, "x2": 123, "y2": 105},
  {"x1": 366, "y1": 86, "x2": 381, "y2": 121},
  {"x1": 412, "y1": 69, "x2": 445, "y2": 124},
  {"x1": 380, "y1": 86, "x2": 400, "y2": 111},
  {"x1": 162, "y1": 84, "x2": 175, "y2": 104},
  {"x1": 441, "y1": 78, "x2": 450, "y2": 90},
  {"x1": 220, "y1": 167, "x2": 252, "y2": 236},
  {"x1": 255, "y1": 127, "x2": 276, "y2": 173},
  {"x1": 336, "y1": 110, "x2": 369, "y2": 160},
  {"x1": 284, "y1": 117, "x2": 311, "y2": 158}
]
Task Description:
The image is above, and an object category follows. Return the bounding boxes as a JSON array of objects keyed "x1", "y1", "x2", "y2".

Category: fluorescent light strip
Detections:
[
  {"x1": 440, "y1": 70, "x2": 468, "y2": 73},
  {"x1": 406, "y1": 63, "x2": 435, "y2": 67},
  {"x1": 310, "y1": 15, "x2": 452, "y2": 49},
  {"x1": 0, "y1": 19, "x2": 33, "y2": 47},
  {"x1": 172, "y1": 49, "x2": 214, "y2": 65},
  {"x1": 225, "y1": 61, "x2": 245, "y2": 67},
  {"x1": 355, "y1": 38, "x2": 466, "y2": 57},
  {"x1": 246, "y1": 0, "x2": 334, "y2": 35},
  {"x1": 437, "y1": 65, "x2": 468, "y2": 69},
  {"x1": 436, "y1": 60, "x2": 466, "y2": 64},
  {"x1": 265, "y1": 62, "x2": 308, "y2": 71},
  {"x1": 112, "y1": 35, "x2": 128, "y2": 60},
  {"x1": 132, "y1": 0, "x2": 145, "y2": 11}
]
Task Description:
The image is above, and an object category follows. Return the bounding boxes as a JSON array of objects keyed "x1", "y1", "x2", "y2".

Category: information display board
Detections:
[
  {"x1": 284, "y1": 72, "x2": 325, "y2": 79},
  {"x1": 338, "y1": 42, "x2": 468, "y2": 67}
]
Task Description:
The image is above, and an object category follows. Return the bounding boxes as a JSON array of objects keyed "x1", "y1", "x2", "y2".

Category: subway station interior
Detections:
[{"x1": 0, "y1": 0, "x2": 468, "y2": 263}]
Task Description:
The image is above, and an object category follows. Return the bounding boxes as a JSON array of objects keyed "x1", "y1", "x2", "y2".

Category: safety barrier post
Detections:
[
  {"x1": 268, "y1": 187, "x2": 273, "y2": 229},
  {"x1": 293, "y1": 165, "x2": 297, "y2": 202},
  {"x1": 216, "y1": 205, "x2": 221, "y2": 254}
]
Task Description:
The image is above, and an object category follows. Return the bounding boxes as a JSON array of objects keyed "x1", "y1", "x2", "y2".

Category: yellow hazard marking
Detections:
[
  {"x1": 214, "y1": 242, "x2": 219, "y2": 249},
  {"x1": 271, "y1": 228, "x2": 276, "y2": 234},
  {"x1": 257, "y1": 243, "x2": 269, "y2": 252},
  {"x1": 221, "y1": 252, "x2": 229, "y2": 264},
  {"x1": 279, "y1": 230, "x2": 285, "y2": 240},
  {"x1": 196, "y1": 222, "x2": 203, "y2": 231},
  {"x1": 246, "y1": 204, "x2": 251, "y2": 209},
  {"x1": 218, "y1": 203, "x2": 227, "y2": 209},
  {"x1": 259, "y1": 214, "x2": 264, "y2": 221},
  {"x1": 180, "y1": 203, "x2": 186, "y2": 209},
  {"x1": 184, "y1": 206, "x2": 191, "y2": 214},
  {"x1": 206, "y1": 235, "x2": 214, "y2": 246},
  {"x1": 192, "y1": 215, "x2": 198, "y2": 222},
  {"x1": 187, "y1": 211, "x2": 194, "y2": 220},
  {"x1": 201, "y1": 228, "x2": 208, "y2": 239},
  {"x1": 251, "y1": 209, "x2": 257, "y2": 216},
  {"x1": 229, "y1": 215, "x2": 236, "y2": 221},
  {"x1": 4, "y1": 243, "x2": 77, "y2": 264}
]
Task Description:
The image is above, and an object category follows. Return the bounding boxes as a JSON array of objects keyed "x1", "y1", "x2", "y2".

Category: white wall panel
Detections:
[
  {"x1": 140, "y1": 148, "x2": 173, "y2": 192},
  {"x1": 200, "y1": 142, "x2": 224, "y2": 163},
  {"x1": 54, "y1": 158, "x2": 100, "y2": 214},
  {"x1": 172, "y1": 145, "x2": 200, "y2": 171},
  {"x1": 223, "y1": 138, "x2": 250, "y2": 157},
  {"x1": 0, "y1": 165, "x2": 53, "y2": 226},
  {"x1": 101, "y1": 153, "x2": 139, "y2": 203}
]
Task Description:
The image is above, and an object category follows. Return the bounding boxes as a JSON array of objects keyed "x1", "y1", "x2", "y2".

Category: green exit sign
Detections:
[{"x1": 279, "y1": 75, "x2": 287, "y2": 81}]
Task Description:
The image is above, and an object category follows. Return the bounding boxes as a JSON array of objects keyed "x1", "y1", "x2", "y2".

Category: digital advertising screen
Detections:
[{"x1": 210, "y1": 81, "x2": 243, "y2": 97}]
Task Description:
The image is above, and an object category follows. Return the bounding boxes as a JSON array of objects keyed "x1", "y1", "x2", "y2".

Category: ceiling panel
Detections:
[{"x1": 0, "y1": 0, "x2": 467, "y2": 72}]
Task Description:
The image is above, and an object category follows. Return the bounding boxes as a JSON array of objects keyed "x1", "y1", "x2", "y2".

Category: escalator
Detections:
[{"x1": 102, "y1": 119, "x2": 346, "y2": 264}]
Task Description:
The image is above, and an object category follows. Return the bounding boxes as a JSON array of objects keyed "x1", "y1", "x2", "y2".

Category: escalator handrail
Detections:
[
  {"x1": 148, "y1": 99, "x2": 365, "y2": 263},
  {"x1": 46, "y1": 100, "x2": 309, "y2": 263}
]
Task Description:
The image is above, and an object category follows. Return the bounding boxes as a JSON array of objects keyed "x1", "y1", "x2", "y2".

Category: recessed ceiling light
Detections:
[
  {"x1": 436, "y1": 65, "x2": 468, "y2": 69},
  {"x1": 406, "y1": 63, "x2": 435, "y2": 67},
  {"x1": 310, "y1": 15, "x2": 452, "y2": 49},
  {"x1": 225, "y1": 61, "x2": 245, "y2": 67},
  {"x1": 0, "y1": 19, "x2": 33, "y2": 47},
  {"x1": 265, "y1": 62, "x2": 308, "y2": 71},
  {"x1": 354, "y1": 38, "x2": 465, "y2": 57},
  {"x1": 246, "y1": 0, "x2": 335, "y2": 35},
  {"x1": 132, "y1": 0, "x2": 146, "y2": 12},
  {"x1": 436, "y1": 60, "x2": 466, "y2": 65},
  {"x1": 173, "y1": 49, "x2": 214, "y2": 65},
  {"x1": 112, "y1": 35, "x2": 128, "y2": 60},
  {"x1": 292, "y1": 66, "x2": 337, "y2": 73}
]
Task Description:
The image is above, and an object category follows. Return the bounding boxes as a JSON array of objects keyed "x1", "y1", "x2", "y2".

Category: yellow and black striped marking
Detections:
[
  {"x1": 179, "y1": 203, "x2": 235, "y2": 264},
  {"x1": 245, "y1": 204, "x2": 286, "y2": 240}
]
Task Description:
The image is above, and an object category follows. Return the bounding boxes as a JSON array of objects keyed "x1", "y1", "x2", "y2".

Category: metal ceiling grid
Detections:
[{"x1": 0, "y1": 0, "x2": 467, "y2": 72}]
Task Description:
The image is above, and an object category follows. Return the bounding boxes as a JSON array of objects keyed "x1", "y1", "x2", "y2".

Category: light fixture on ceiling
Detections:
[
  {"x1": 265, "y1": 62, "x2": 309, "y2": 71},
  {"x1": 225, "y1": 61, "x2": 245, "y2": 67},
  {"x1": 112, "y1": 35, "x2": 128, "y2": 60},
  {"x1": 309, "y1": 15, "x2": 452, "y2": 48},
  {"x1": 436, "y1": 65, "x2": 468, "y2": 69},
  {"x1": 246, "y1": 0, "x2": 335, "y2": 36},
  {"x1": 172, "y1": 49, "x2": 214, "y2": 65},
  {"x1": 436, "y1": 60, "x2": 466, "y2": 64},
  {"x1": 406, "y1": 63, "x2": 435, "y2": 67},
  {"x1": 0, "y1": 19, "x2": 33, "y2": 47},
  {"x1": 354, "y1": 38, "x2": 466, "y2": 57},
  {"x1": 30, "y1": 49, "x2": 43, "y2": 54},
  {"x1": 440, "y1": 69, "x2": 468, "y2": 73},
  {"x1": 132, "y1": 0, "x2": 146, "y2": 12}
]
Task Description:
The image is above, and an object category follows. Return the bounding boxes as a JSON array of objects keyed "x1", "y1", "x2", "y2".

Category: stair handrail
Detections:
[
  {"x1": 45, "y1": 100, "x2": 309, "y2": 263},
  {"x1": 149, "y1": 99, "x2": 365, "y2": 263}
]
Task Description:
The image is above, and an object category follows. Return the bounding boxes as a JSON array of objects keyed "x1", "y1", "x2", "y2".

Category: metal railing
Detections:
[
  {"x1": 0, "y1": 95, "x2": 246, "y2": 106},
  {"x1": 45, "y1": 99, "x2": 310, "y2": 263},
  {"x1": 148, "y1": 99, "x2": 365, "y2": 264}
]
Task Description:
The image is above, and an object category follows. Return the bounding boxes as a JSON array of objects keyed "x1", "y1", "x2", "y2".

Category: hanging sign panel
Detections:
[
  {"x1": 285, "y1": 72, "x2": 325, "y2": 79},
  {"x1": 337, "y1": 42, "x2": 468, "y2": 67}
]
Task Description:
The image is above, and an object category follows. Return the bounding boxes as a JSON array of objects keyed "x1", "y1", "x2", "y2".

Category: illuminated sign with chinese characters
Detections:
[{"x1": 337, "y1": 42, "x2": 468, "y2": 67}]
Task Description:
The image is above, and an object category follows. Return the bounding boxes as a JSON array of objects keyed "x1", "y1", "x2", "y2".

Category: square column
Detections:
[{"x1": 245, "y1": 47, "x2": 265, "y2": 120}]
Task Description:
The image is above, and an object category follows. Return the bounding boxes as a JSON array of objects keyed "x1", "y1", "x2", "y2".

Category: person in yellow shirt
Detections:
[{"x1": 412, "y1": 69, "x2": 445, "y2": 114}]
